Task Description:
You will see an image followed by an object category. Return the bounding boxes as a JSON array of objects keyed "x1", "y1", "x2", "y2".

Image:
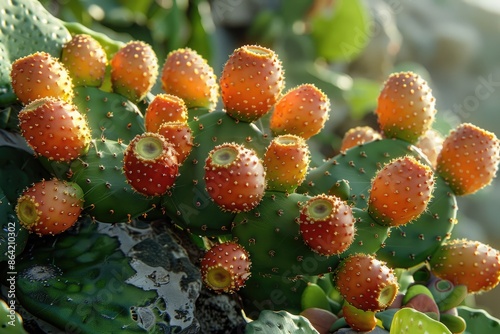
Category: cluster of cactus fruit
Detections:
[{"x1": 2, "y1": 1, "x2": 500, "y2": 333}]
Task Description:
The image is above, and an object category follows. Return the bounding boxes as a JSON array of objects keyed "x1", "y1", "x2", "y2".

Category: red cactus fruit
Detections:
[
  {"x1": 334, "y1": 253, "x2": 399, "y2": 312},
  {"x1": 161, "y1": 47, "x2": 218, "y2": 110},
  {"x1": 157, "y1": 122, "x2": 193, "y2": 164},
  {"x1": 375, "y1": 71, "x2": 436, "y2": 143},
  {"x1": 299, "y1": 194, "x2": 355, "y2": 256},
  {"x1": 264, "y1": 134, "x2": 310, "y2": 193},
  {"x1": 61, "y1": 34, "x2": 107, "y2": 87},
  {"x1": 368, "y1": 155, "x2": 434, "y2": 227},
  {"x1": 436, "y1": 123, "x2": 500, "y2": 196},
  {"x1": 342, "y1": 302, "x2": 377, "y2": 332},
  {"x1": 10, "y1": 51, "x2": 74, "y2": 105},
  {"x1": 19, "y1": 97, "x2": 91, "y2": 162},
  {"x1": 111, "y1": 41, "x2": 158, "y2": 102},
  {"x1": 270, "y1": 84, "x2": 330, "y2": 139},
  {"x1": 340, "y1": 126, "x2": 382, "y2": 152},
  {"x1": 220, "y1": 45, "x2": 284, "y2": 122},
  {"x1": 144, "y1": 93, "x2": 189, "y2": 132},
  {"x1": 204, "y1": 143, "x2": 266, "y2": 213},
  {"x1": 15, "y1": 178, "x2": 84, "y2": 236},
  {"x1": 200, "y1": 241, "x2": 251, "y2": 293},
  {"x1": 430, "y1": 239, "x2": 500, "y2": 294},
  {"x1": 123, "y1": 132, "x2": 179, "y2": 196},
  {"x1": 415, "y1": 128, "x2": 444, "y2": 168}
]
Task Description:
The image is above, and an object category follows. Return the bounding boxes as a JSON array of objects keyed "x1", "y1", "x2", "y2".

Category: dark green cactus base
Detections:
[
  {"x1": 162, "y1": 110, "x2": 270, "y2": 236},
  {"x1": 245, "y1": 310, "x2": 319, "y2": 334},
  {"x1": 457, "y1": 306, "x2": 500, "y2": 333}
]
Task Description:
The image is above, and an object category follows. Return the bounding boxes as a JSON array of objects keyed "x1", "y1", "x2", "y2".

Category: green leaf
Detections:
[
  {"x1": 343, "y1": 77, "x2": 381, "y2": 119},
  {"x1": 310, "y1": 0, "x2": 371, "y2": 62}
]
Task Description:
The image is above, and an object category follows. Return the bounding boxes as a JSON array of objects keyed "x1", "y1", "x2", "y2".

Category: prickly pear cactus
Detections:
[
  {"x1": 245, "y1": 310, "x2": 319, "y2": 334},
  {"x1": 457, "y1": 306, "x2": 500, "y2": 334}
]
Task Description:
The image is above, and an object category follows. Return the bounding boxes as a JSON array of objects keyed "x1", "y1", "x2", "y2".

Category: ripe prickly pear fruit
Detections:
[
  {"x1": 299, "y1": 194, "x2": 355, "y2": 256},
  {"x1": 264, "y1": 134, "x2": 310, "y2": 193},
  {"x1": 220, "y1": 45, "x2": 284, "y2": 122},
  {"x1": 342, "y1": 302, "x2": 377, "y2": 332},
  {"x1": 375, "y1": 71, "x2": 436, "y2": 143},
  {"x1": 144, "y1": 93, "x2": 189, "y2": 132},
  {"x1": 61, "y1": 34, "x2": 107, "y2": 87},
  {"x1": 200, "y1": 241, "x2": 251, "y2": 293},
  {"x1": 368, "y1": 155, "x2": 435, "y2": 227},
  {"x1": 110, "y1": 40, "x2": 158, "y2": 102},
  {"x1": 19, "y1": 97, "x2": 91, "y2": 162},
  {"x1": 157, "y1": 122, "x2": 193, "y2": 164},
  {"x1": 436, "y1": 123, "x2": 500, "y2": 196},
  {"x1": 334, "y1": 253, "x2": 398, "y2": 312},
  {"x1": 161, "y1": 47, "x2": 218, "y2": 111},
  {"x1": 416, "y1": 128, "x2": 444, "y2": 168},
  {"x1": 340, "y1": 126, "x2": 382, "y2": 152},
  {"x1": 430, "y1": 239, "x2": 500, "y2": 294},
  {"x1": 123, "y1": 132, "x2": 179, "y2": 197},
  {"x1": 204, "y1": 143, "x2": 266, "y2": 213},
  {"x1": 16, "y1": 178, "x2": 84, "y2": 236},
  {"x1": 270, "y1": 84, "x2": 330, "y2": 139},
  {"x1": 10, "y1": 51, "x2": 74, "y2": 104}
]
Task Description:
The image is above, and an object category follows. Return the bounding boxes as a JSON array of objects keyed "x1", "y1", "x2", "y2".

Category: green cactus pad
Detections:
[
  {"x1": 390, "y1": 308, "x2": 451, "y2": 334},
  {"x1": 70, "y1": 138, "x2": 159, "y2": 223},
  {"x1": 457, "y1": 306, "x2": 500, "y2": 334},
  {"x1": 245, "y1": 310, "x2": 319, "y2": 334},
  {"x1": 0, "y1": 0, "x2": 71, "y2": 99},
  {"x1": 73, "y1": 86, "x2": 145, "y2": 143},
  {"x1": 12, "y1": 217, "x2": 201, "y2": 333},
  {"x1": 0, "y1": 299, "x2": 27, "y2": 334},
  {"x1": 162, "y1": 110, "x2": 270, "y2": 236}
]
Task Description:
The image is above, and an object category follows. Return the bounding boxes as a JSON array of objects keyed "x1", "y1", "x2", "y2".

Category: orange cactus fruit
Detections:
[
  {"x1": 270, "y1": 84, "x2": 330, "y2": 140},
  {"x1": 110, "y1": 40, "x2": 158, "y2": 102},
  {"x1": 10, "y1": 51, "x2": 74, "y2": 105},
  {"x1": 157, "y1": 122, "x2": 193, "y2": 164},
  {"x1": 263, "y1": 134, "x2": 310, "y2": 193},
  {"x1": 375, "y1": 71, "x2": 436, "y2": 144},
  {"x1": 61, "y1": 34, "x2": 107, "y2": 87},
  {"x1": 368, "y1": 155, "x2": 435, "y2": 227},
  {"x1": 415, "y1": 128, "x2": 444, "y2": 168},
  {"x1": 144, "y1": 93, "x2": 189, "y2": 132},
  {"x1": 436, "y1": 123, "x2": 500, "y2": 196},
  {"x1": 340, "y1": 126, "x2": 382, "y2": 152},
  {"x1": 342, "y1": 302, "x2": 378, "y2": 332},
  {"x1": 161, "y1": 47, "x2": 218, "y2": 111},
  {"x1": 220, "y1": 45, "x2": 284, "y2": 122}
]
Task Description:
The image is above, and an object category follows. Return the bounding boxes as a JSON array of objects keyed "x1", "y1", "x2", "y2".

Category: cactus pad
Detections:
[{"x1": 245, "y1": 310, "x2": 319, "y2": 334}]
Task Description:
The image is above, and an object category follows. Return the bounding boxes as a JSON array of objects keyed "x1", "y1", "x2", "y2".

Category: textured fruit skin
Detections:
[
  {"x1": 204, "y1": 142, "x2": 266, "y2": 213},
  {"x1": 342, "y1": 302, "x2": 377, "y2": 332},
  {"x1": 157, "y1": 122, "x2": 193, "y2": 164},
  {"x1": 436, "y1": 123, "x2": 500, "y2": 196},
  {"x1": 299, "y1": 194, "x2": 355, "y2": 256},
  {"x1": 340, "y1": 126, "x2": 382, "y2": 152},
  {"x1": 161, "y1": 47, "x2": 218, "y2": 111},
  {"x1": 368, "y1": 155, "x2": 435, "y2": 227},
  {"x1": 375, "y1": 71, "x2": 436, "y2": 143},
  {"x1": 430, "y1": 239, "x2": 500, "y2": 294},
  {"x1": 220, "y1": 45, "x2": 284, "y2": 122},
  {"x1": 110, "y1": 40, "x2": 158, "y2": 102},
  {"x1": 416, "y1": 128, "x2": 444, "y2": 168},
  {"x1": 270, "y1": 84, "x2": 330, "y2": 139},
  {"x1": 123, "y1": 132, "x2": 179, "y2": 197},
  {"x1": 10, "y1": 51, "x2": 74, "y2": 104},
  {"x1": 264, "y1": 134, "x2": 310, "y2": 193},
  {"x1": 200, "y1": 241, "x2": 251, "y2": 293},
  {"x1": 15, "y1": 178, "x2": 84, "y2": 236},
  {"x1": 61, "y1": 34, "x2": 107, "y2": 87},
  {"x1": 334, "y1": 253, "x2": 398, "y2": 312},
  {"x1": 144, "y1": 93, "x2": 188, "y2": 132},
  {"x1": 19, "y1": 97, "x2": 91, "y2": 162}
]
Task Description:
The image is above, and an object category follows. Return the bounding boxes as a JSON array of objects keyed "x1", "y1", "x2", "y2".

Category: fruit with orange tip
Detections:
[
  {"x1": 375, "y1": 71, "x2": 436, "y2": 143},
  {"x1": 263, "y1": 134, "x2": 310, "y2": 193},
  {"x1": 204, "y1": 143, "x2": 266, "y2": 213},
  {"x1": 430, "y1": 239, "x2": 500, "y2": 294},
  {"x1": 18, "y1": 97, "x2": 91, "y2": 162},
  {"x1": 161, "y1": 47, "x2": 218, "y2": 111},
  {"x1": 342, "y1": 302, "x2": 378, "y2": 332},
  {"x1": 10, "y1": 51, "x2": 74, "y2": 104},
  {"x1": 368, "y1": 155, "x2": 435, "y2": 227},
  {"x1": 220, "y1": 44, "x2": 284, "y2": 122},
  {"x1": 436, "y1": 123, "x2": 500, "y2": 196},
  {"x1": 61, "y1": 34, "x2": 107, "y2": 87},
  {"x1": 15, "y1": 178, "x2": 84, "y2": 236},
  {"x1": 340, "y1": 126, "x2": 382, "y2": 152},
  {"x1": 144, "y1": 93, "x2": 188, "y2": 132},
  {"x1": 110, "y1": 40, "x2": 158, "y2": 102},
  {"x1": 200, "y1": 241, "x2": 251, "y2": 293},
  {"x1": 157, "y1": 122, "x2": 193, "y2": 164},
  {"x1": 270, "y1": 83, "x2": 330, "y2": 139}
]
